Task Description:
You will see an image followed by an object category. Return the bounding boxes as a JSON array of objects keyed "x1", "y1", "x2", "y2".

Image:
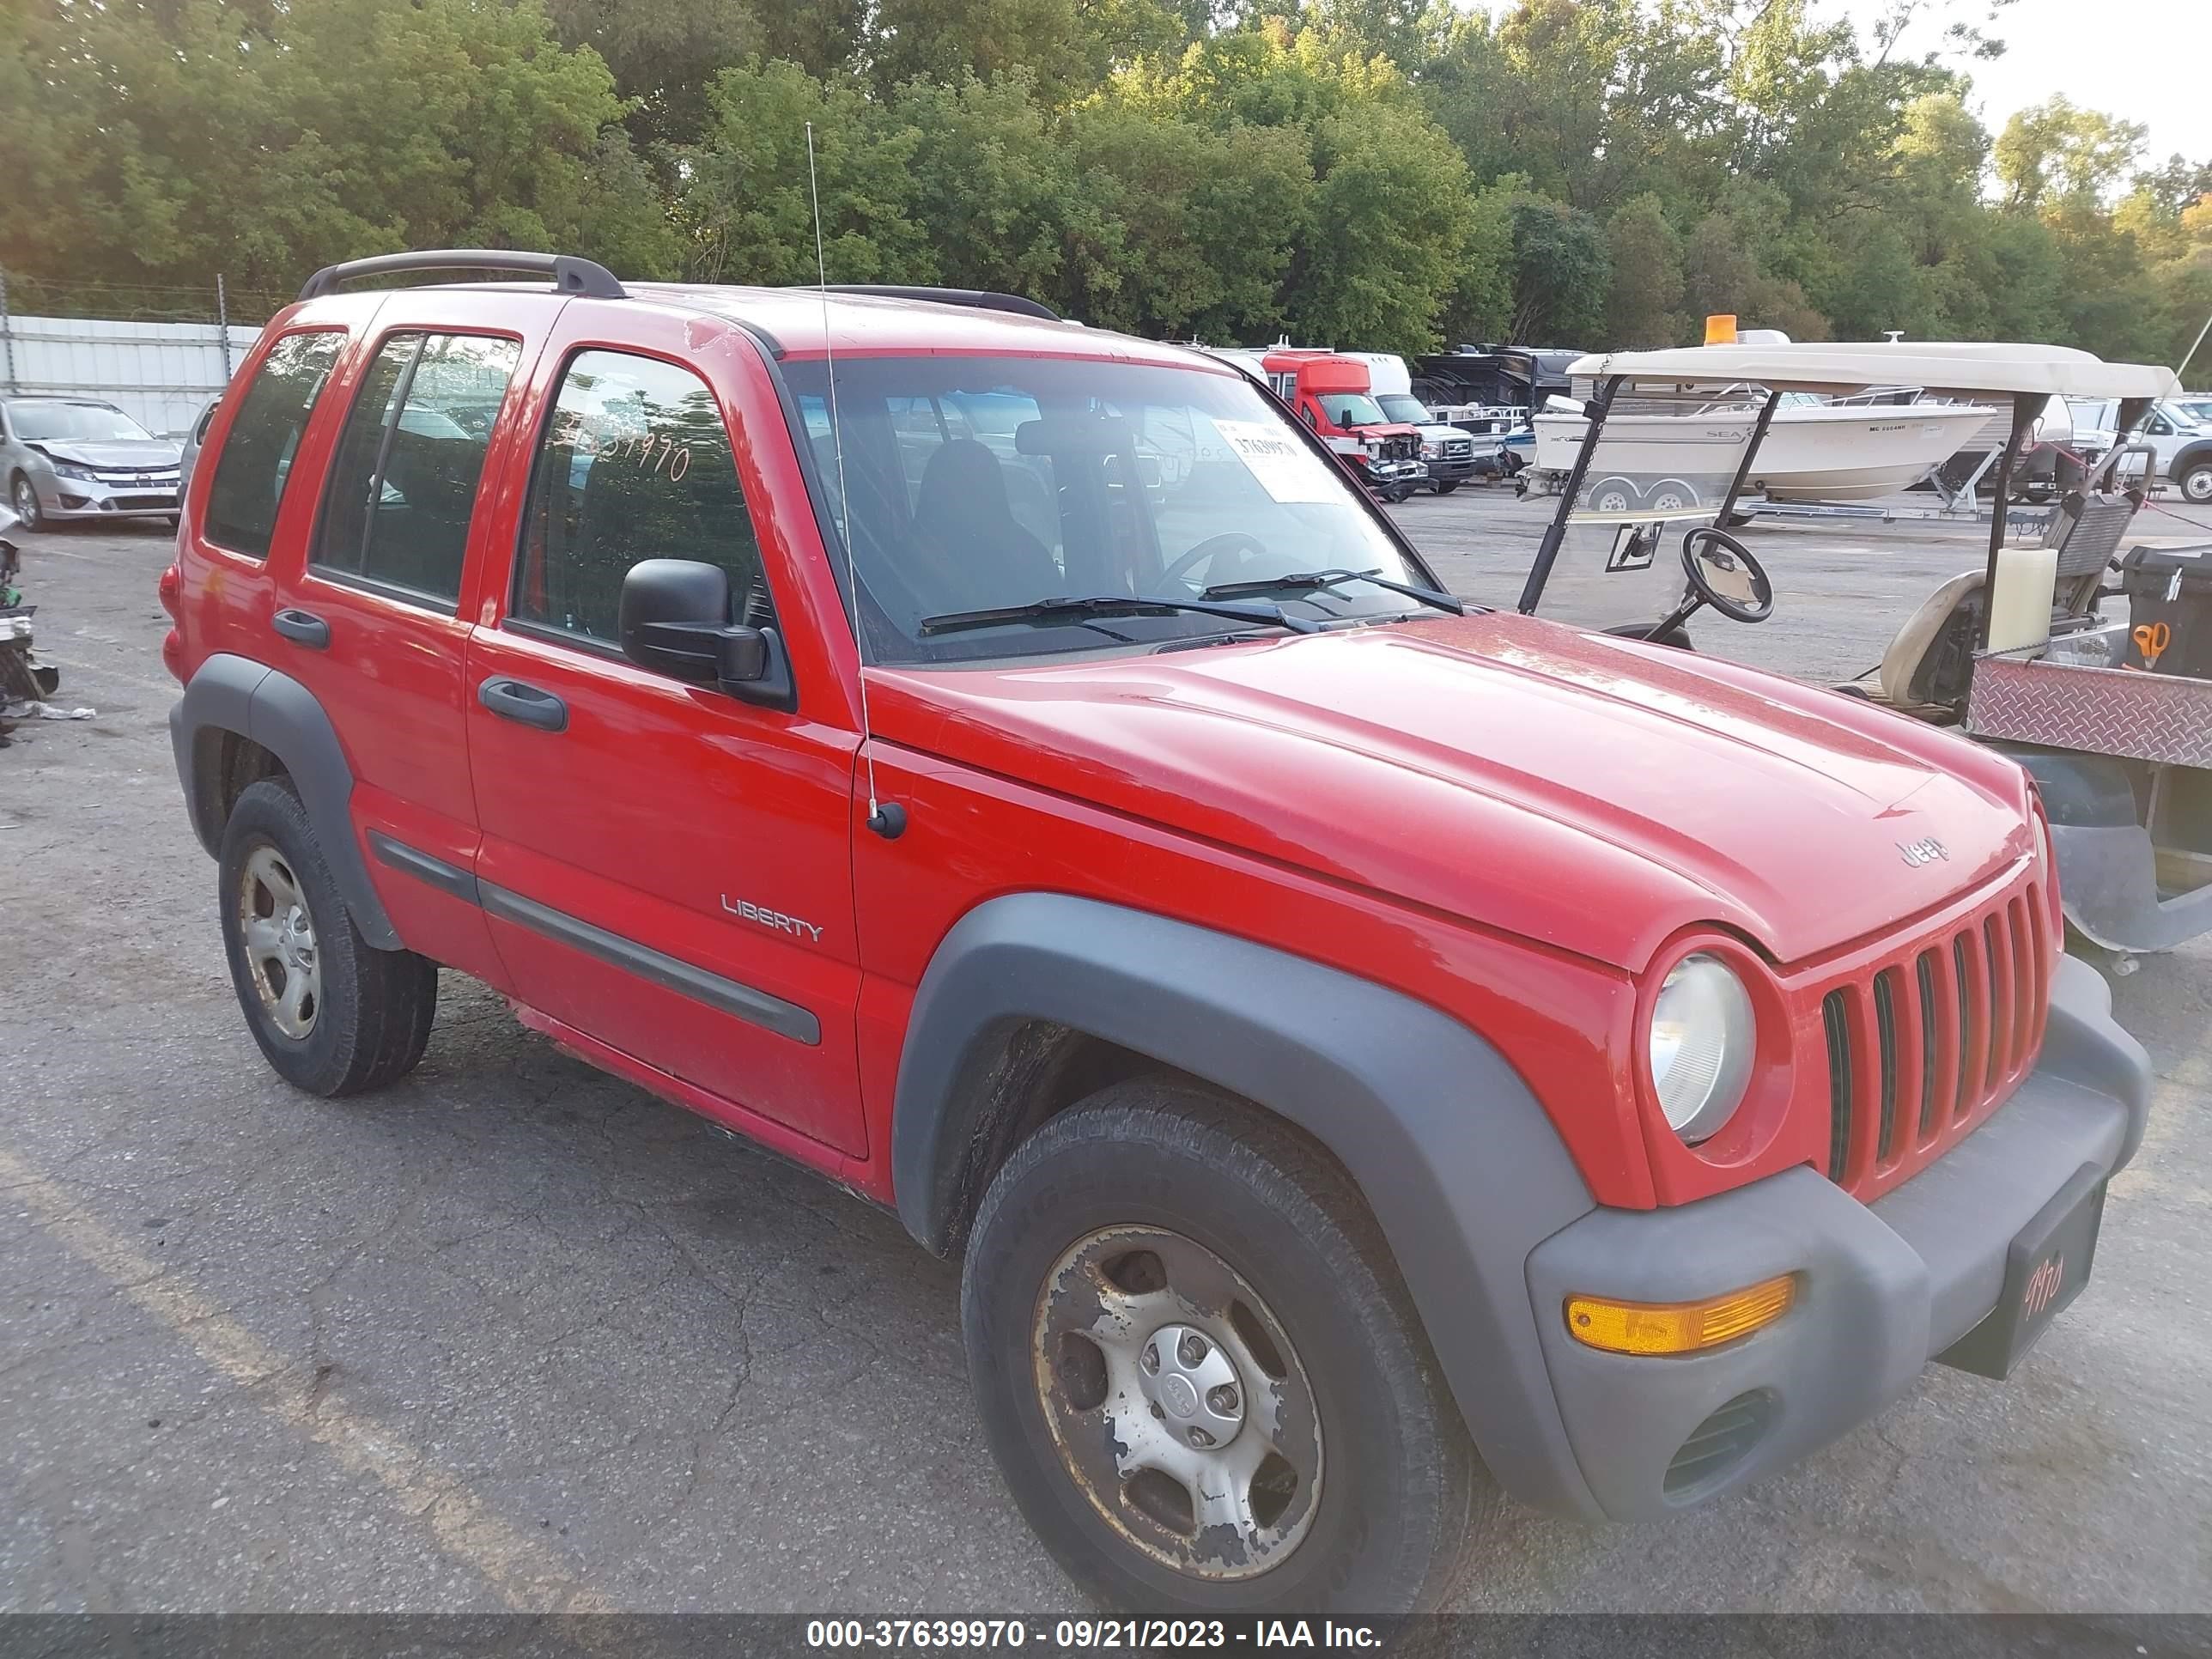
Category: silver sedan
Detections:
[{"x1": 2, "y1": 397, "x2": 183, "y2": 531}]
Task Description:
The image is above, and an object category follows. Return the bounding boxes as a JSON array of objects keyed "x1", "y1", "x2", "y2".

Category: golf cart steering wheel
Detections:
[
  {"x1": 1679, "y1": 527, "x2": 1773, "y2": 624},
  {"x1": 1163, "y1": 532, "x2": 1268, "y2": 590}
]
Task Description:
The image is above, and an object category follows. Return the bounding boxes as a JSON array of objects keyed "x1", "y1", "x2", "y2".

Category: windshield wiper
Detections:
[
  {"x1": 1201, "y1": 567, "x2": 1464, "y2": 616},
  {"x1": 919, "y1": 594, "x2": 1322, "y2": 637}
]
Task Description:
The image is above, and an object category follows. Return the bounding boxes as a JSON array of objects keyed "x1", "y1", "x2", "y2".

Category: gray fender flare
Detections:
[
  {"x1": 168, "y1": 653, "x2": 403, "y2": 950},
  {"x1": 890, "y1": 891, "x2": 1607, "y2": 1519}
]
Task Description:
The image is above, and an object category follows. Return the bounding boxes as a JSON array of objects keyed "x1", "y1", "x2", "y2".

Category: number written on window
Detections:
[{"x1": 514, "y1": 351, "x2": 770, "y2": 647}]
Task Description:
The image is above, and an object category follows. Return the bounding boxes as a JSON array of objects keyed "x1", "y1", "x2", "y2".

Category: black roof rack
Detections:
[
  {"x1": 822, "y1": 285, "x2": 1058, "y2": 322},
  {"x1": 297, "y1": 249, "x2": 627, "y2": 303}
]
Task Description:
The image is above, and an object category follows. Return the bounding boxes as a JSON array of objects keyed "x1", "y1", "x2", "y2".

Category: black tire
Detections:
[
  {"x1": 9, "y1": 471, "x2": 43, "y2": 532},
  {"x1": 2178, "y1": 462, "x2": 2212, "y2": 506},
  {"x1": 217, "y1": 777, "x2": 437, "y2": 1096},
  {"x1": 963, "y1": 1079, "x2": 1479, "y2": 1614},
  {"x1": 1431, "y1": 480, "x2": 1459, "y2": 495}
]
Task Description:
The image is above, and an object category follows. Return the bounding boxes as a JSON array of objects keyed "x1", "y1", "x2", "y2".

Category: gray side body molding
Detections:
[
  {"x1": 169, "y1": 652, "x2": 402, "y2": 951},
  {"x1": 891, "y1": 891, "x2": 1607, "y2": 1519}
]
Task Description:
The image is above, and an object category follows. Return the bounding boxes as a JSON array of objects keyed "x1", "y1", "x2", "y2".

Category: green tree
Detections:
[
  {"x1": 678, "y1": 61, "x2": 932, "y2": 285},
  {"x1": 1995, "y1": 96, "x2": 2146, "y2": 213},
  {"x1": 1604, "y1": 194, "x2": 1686, "y2": 346},
  {"x1": 1507, "y1": 195, "x2": 1609, "y2": 343}
]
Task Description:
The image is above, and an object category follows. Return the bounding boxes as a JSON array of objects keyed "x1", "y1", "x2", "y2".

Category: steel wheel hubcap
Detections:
[
  {"x1": 1031, "y1": 1224, "x2": 1322, "y2": 1581},
  {"x1": 2188, "y1": 472, "x2": 2212, "y2": 501},
  {"x1": 239, "y1": 844, "x2": 320, "y2": 1039}
]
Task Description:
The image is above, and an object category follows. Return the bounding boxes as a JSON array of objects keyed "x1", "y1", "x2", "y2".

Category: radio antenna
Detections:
[{"x1": 808, "y1": 121, "x2": 899, "y2": 838}]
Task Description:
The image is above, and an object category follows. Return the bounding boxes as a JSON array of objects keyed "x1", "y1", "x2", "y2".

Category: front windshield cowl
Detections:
[{"x1": 781, "y1": 353, "x2": 1437, "y2": 668}]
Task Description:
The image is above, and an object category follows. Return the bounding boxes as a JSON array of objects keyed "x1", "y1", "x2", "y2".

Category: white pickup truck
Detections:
[{"x1": 2071, "y1": 398, "x2": 2212, "y2": 501}]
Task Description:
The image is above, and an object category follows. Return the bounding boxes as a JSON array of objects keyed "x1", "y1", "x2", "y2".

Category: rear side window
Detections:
[
  {"x1": 511, "y1": 350, "x2": 769, "y2": 645},
  {"x1": 203, "y1": 331, "x2": 345, "y2": 559},
  {"x1": 313, "y1": 331, "x2": 520, "y2": 608}
]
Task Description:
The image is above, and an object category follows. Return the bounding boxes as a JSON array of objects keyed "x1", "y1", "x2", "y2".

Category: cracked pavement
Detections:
[{"x1": 0, "y1": 504, "x2": 2206, "y2": 1613}]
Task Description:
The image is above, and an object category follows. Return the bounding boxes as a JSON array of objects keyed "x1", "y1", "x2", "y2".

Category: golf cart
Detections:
[{"x1": 1515, "y1": 342, "x2": 2210, "y2": 964}]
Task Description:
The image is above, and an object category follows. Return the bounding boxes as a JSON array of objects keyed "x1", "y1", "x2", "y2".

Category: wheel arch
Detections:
[
  {"x1": 890, "y1": 890, "x2": 1607, "y2": 1519},
  {"x1": 169, "y1": 652, "x2": 402, "y2": 950},
  {"x1": 2166, "y1": 438, "x2": 2212, "y2": 481}
]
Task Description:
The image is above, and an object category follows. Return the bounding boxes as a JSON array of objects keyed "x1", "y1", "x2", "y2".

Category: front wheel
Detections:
[
  {"x1": 10, "y1": 472, "x2": 43, "y2": 532},
  {"x1": 2179, "y1": 462, "x2": 2212, "y2": 505},
  {"x1": 1431, "y1": 480, "x2": 1459, "y2": 495},
  {"x1": 963, "y1": 1079, "x2": 1479, "y2": 1613}
]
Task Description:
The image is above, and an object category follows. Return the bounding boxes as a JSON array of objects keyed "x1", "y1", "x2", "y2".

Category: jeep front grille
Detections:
[{"x1": 1820, "y1": 881, "x2": 2050, "y2": 1197}]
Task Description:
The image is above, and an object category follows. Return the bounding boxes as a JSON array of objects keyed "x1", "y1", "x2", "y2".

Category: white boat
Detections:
[{"x1": 1533, "y1": 398, "x2": 1999, "y2": 503}]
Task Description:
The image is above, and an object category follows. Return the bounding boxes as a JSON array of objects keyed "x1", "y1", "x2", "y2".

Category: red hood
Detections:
[{"x1": 868, "y1": 612, "x2": 2036, "y2": 970}]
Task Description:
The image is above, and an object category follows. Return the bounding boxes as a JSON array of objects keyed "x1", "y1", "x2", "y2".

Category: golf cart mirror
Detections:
[{"x1": 1681, "y1": 528, "x2": 1773, "y2": 624}]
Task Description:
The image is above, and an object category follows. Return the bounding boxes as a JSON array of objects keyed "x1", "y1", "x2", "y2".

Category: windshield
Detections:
[
  {"x1": 9, "y1": 402, "x2": 154, "y2": 443},
  {"x1": 1316, "y1": 392, "x2": 1388, "y2": 428},
  {"x1": 1376, "y1": 394, "x2": 1432, "y2": 424},
  {"x1": 782, "y1": 355, "x2": 1431, "y2": 664}
]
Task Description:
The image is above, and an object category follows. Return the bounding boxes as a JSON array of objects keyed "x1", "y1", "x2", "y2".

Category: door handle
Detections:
[
  {"x1": 477, "y1": 676, "x2": 568, "y2": 732},
  {"x1": 272, "y1": 608, "x2": 330, "y2": 648}
]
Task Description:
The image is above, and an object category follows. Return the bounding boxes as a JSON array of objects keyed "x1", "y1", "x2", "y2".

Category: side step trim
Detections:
[{"x1": 368, "y1": 832, "x2": 819, "y2": 1046}]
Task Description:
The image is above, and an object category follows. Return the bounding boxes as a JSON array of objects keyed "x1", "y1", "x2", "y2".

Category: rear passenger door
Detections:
[
  {"x1": 271, "y1": 296, "x2": 532, "y2": 986},
  {"x1": 464, "y1": 307, "x2": 866, "y2": 1158}
]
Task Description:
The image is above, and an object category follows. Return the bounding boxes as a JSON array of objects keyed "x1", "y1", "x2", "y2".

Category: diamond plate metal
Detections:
[{"x1": 1967, "y1": 649, "x2": 2212, "y2": 768}]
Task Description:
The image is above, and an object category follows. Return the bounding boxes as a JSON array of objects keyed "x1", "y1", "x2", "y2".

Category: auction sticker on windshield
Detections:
[{"x1": 1212, "y1": 418, "x2": 1340, "y2": 503}]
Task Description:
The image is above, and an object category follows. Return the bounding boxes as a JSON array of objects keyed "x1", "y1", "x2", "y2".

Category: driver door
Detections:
[{"x1": 465, "y1": 304, "x2": 867, "y2": 1158}]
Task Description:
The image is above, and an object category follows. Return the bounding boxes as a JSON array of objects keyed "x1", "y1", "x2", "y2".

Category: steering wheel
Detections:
[
  {"x1": 1162, "y1": 531, "x2": 1269, "y2": 590},
  {"x1": 1678, "y1": 527, "x2": 1774, "y2": 624}
]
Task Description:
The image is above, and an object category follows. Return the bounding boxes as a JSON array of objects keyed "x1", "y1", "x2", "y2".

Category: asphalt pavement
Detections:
[{"x1": 0, "y1": 507, "x2": 2206, "y2": 1615}]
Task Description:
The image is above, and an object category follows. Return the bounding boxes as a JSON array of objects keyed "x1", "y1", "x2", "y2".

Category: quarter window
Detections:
[
  {"x1": 203, "y1": 331, "x2": 345, "y2": 559},
  {"x1": 512, "y1": 350, "x2": 769, "y2": 645},
  {"x1": 313, "y1": 332, "x2": 520, "y2": 606}
]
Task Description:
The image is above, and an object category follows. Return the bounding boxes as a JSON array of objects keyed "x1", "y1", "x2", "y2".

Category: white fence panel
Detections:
[{"x1": 2, "y1": 314, "x2": 264, "y2": 436}]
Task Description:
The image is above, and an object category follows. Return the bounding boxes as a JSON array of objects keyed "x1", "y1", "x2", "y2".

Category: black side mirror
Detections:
[{"x1": 618, "y1": 557, "x2": 793, "y2": 710}]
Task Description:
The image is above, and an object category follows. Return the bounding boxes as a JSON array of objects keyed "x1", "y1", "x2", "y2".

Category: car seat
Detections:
[{"x1": 910, "y1": 439, "x2": 1060, "y2": 612}]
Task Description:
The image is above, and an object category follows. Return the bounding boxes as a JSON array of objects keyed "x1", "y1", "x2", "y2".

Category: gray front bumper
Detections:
[{"x1": 1516, "y1": 953, "x2": 2149, "y2": 1521}]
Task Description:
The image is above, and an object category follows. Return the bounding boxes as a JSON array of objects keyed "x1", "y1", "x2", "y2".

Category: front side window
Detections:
[
  {"x1": 203, "y1": 331, "x2": 345, "y2": 559},
  {"x1": 512, "y1": 350, "x2": 769, "y2": 646},
  {"x1": 313, "y1": 331, "x2": 520, "y2": 606},
  {"x1": 1317, "y1": 392, "x2": 1387, "y2": 428},
  {"x1": 783, "y1": 354, "x2": 1428, "y2": 665}
]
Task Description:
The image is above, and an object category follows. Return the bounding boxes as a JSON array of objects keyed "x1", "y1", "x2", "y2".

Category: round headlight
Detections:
[{"x1": 1648, "y1": 952, "x2": 1757, "y2": 1144}]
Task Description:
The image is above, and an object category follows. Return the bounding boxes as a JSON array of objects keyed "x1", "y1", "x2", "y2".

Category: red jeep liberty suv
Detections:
[{"x1": 162, "y1": 252, "x2": 2151, "y2": 1613}]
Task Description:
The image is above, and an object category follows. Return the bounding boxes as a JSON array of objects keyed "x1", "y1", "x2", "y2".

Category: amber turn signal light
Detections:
[{"x1": 1565, "y1": 1274, "x2": 1796, "y2": 1357}]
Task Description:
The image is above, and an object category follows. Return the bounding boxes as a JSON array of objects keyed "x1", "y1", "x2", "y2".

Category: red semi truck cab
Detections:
[{"x1": 162, "y1": 255, "x2": 2151, "y2": 1617}]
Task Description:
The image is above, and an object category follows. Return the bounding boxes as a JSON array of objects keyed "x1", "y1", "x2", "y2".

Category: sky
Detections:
[{"x1": 1834, "y1": 0, "x2": 2212, "y2": 165}]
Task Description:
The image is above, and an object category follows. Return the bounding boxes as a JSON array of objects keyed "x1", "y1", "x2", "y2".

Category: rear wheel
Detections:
[
  {"x1": 218, "y1": 778, "x2": 438, "y2": 1096},
  {"x1": 10, "y1": 472, "x2": 42, "y2": 532},
  {"x1": 963, "y1": 1079, "x2": 1479, "y2": 1613}
]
